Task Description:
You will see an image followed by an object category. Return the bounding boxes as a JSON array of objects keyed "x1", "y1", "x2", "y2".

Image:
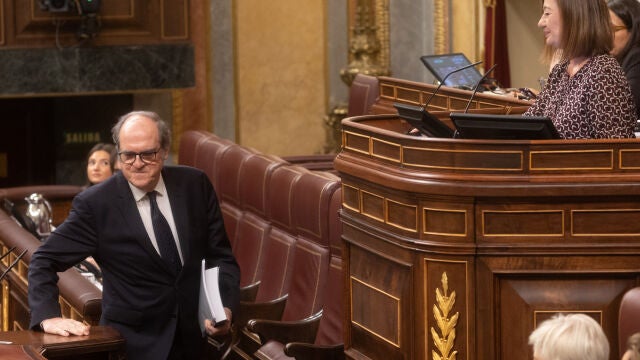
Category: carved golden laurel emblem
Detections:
[{"x1": 431, "y1": 272, "x2": 459, "y2": 360}]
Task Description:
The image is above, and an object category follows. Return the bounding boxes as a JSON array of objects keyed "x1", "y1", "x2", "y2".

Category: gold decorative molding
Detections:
[
  {"x1": 431, "y1": 272, "x2": 459, "y2": 360},
  {"x1": 0, "y1": 0, "x2": 4, "y2": 46},
  {"x1": 433, "y1": 0, "x2": 450, "y2": 54},
  {"x1": 2, "y1": 279, "x2": 8, "y2": 331},
  {"x1": 171, "y1": 90, "x2": 184, "y2": 157},
  {"x1": 341, "y1": 0, "x2": 390, "y2": 86}
]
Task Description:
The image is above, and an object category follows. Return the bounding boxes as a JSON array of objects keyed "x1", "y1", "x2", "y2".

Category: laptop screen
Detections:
[{"x1": 420, "y1": 53, "x2": 484, "y2": 89}]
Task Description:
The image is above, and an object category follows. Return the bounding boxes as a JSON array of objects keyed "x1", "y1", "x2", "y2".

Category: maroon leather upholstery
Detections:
[
  {"x1": 177, "y1": 130, "x2": 213, "y2": 167},
  {"x1": 619, "y1": 287, "x2": 640, "y2": 356},
  {"x1": 177, "y1": 131, "x2": 344, "y2": 359},
  {"x1": 196, "y1": 137, "x2": 236, "y2": 194},
  {"x1": 347, "y1": 74, "x2": 380, "y2": 117},
  {"x1": 254, "y1": 165, "x2": 306, "y2": 303},
  {"x1": 252, "y1": 188, "x2": 344, "y2": 360}
]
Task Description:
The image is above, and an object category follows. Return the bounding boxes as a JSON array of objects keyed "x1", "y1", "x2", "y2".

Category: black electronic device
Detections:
[
  {"x1": 393, "y1": 103, "x2": 455, "y2": 138},
  {"x1": 449, "y1": 113, "x2": 561, "y2": 140},
  {"x1": 394, "y1": 60, "x2": 483, "y2": 138},
  {"x1": 420, "y1": 53, "x2": 484, "y2": 89}
]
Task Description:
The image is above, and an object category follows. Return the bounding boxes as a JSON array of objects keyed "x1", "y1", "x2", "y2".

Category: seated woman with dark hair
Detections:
[
  {"x1": 86, "y1": 142, "x2": 117, "y2": 186},
  {"x1": 525, "y1": 0, "x2": 637, "y2": 139},
  {"x1": 608, "y1": 0, "x2": 640, "y2": 120}
]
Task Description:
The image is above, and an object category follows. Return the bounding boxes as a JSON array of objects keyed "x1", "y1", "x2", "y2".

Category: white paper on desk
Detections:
[{"x1": 198, "y1": 260, "x2": 228, "y2": 334}]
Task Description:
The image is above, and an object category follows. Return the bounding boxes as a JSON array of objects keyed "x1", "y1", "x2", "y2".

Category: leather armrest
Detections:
[
  {"x1": 247, "y1": 310, "x2": 322, "y2": 345},
  {"x1": 235, "y1": 294, "x2": 288, "y2": 329},
  {"x1": 240, "y1": 281, "x2": 261, "y2": 302},
  {"x1": 284, "y1": 342, "x2": 345, "y2": 360}
]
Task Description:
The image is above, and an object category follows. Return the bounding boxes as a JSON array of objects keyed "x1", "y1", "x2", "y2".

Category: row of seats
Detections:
[{"x1": 178, "y1": 130, "x2": 344, "y2": 360}]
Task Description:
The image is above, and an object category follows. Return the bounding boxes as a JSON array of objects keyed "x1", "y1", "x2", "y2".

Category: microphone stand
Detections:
[{"x1": 463, "y1": 63, "x2": 498, "y2": 113}]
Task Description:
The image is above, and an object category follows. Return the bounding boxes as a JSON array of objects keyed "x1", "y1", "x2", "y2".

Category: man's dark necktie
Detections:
[{"x1": 147, "y1": 191, "x2": 182, "y2": 274}]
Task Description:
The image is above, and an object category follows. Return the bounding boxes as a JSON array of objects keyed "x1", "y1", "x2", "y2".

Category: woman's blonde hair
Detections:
[{"x1": 528, "y1": 313, "x2": 609, "y2": 360}]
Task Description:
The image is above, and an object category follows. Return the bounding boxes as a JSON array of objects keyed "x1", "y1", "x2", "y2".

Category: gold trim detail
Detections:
[
  {"x1": 2, "y1": 279, "x2": 8, "y2": 331},
  {"x1": 403, "y1": 146, "x2": 524, "y2": 171},
  {"x1": 371, "y1": 137, "x2": 402, "y2": 163},
  {"x1": 343, "y1": 131, "x2": 372, "y2": 155},
  {"x1": 433, "y1": 0, "x2": 448, "y2": 54},
  {"x1": 529, "y1": 149, "x2": 614, "y2": 171},
  {"x1": 342, "y1": 183, "x2": 361, "y2": 212},
  {"x1": 171, "y1": 90, "x2": 184, "y2": 157},
  {"x1": 481, "y1": 210, "x2": 565, "y2": 237},
  {"x1": 423, "y1": 207, "x2": 467, "y2": 237},
  {"x1": 620, "y1": 149, "x2": 640, "y2": 170},
  {"x1": 0, "y1": 0, "x2": 5, "y2": 46},
  {"x1": 341, "y1": 0, "x2": 390, "y2": 86},
  {"x1": 360, "y1": 189, "x2": 386, "y2": 222},
  {"x1": 385, "y1": 198, "x2": 418, "y2": 233},
  {"x1": 571, "y1": 209, "x2": 640, "y2": 236},
  {"x1": 431, "y1": 272, "x2": 459, "y2": 360}
]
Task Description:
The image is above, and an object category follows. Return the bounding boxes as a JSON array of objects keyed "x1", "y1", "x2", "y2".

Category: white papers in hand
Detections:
[{"x1": 198, "y1": 260, "x2": 228, "y2": 334}]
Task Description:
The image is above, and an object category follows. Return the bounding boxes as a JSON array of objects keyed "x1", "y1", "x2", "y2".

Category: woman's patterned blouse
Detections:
[{"x1": 524, "y1": 54, "x2": 637, "y2": 139}]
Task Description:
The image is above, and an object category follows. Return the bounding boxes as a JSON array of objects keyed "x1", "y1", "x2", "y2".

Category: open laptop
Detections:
[{"x1": 420, "y1": 53, "x2": 484, "y2": 90}]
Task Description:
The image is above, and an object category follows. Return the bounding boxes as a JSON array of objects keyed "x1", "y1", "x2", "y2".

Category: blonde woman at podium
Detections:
[{"x1": 524, "y1": 0, "x2": 637, "y2": 139}]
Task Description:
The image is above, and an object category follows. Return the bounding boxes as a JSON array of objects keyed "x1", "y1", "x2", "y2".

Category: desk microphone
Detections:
[
  {"x1": 463, "y1": 63, "x2": 498, "y2": 113},
  {"x1": 0, "y1": 248, "x2": 27, "y2": 282},
  {"x1": 393, "y1": 60, "x2": 482, "y2": 138},
  {"x1": 422, "y1": 60, "x2": 483, "y2": 111}
]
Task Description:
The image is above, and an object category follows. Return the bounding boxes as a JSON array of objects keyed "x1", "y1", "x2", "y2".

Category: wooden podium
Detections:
[
  {"x1": 336, "y1": 110, "x2": 640, "y2": 359},
  {"x1": 0, "y1": 326, "x2": 124, "y2": 360}
]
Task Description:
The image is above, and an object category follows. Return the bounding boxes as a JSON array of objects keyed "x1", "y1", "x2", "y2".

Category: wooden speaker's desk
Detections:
[
  {"x1": 336, "y1": 114, "x2": 640, "y2": 360},
  {"x1": 0, "y1": 326, "x2": 124, "y2": 360}
]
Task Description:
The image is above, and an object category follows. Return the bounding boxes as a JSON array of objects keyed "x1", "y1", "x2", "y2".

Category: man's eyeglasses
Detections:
[{"x1": 118, "y1": 149, "x2": 161, "y2": 165}]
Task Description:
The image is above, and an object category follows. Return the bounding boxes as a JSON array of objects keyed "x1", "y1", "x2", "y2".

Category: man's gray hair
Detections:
[{"x1": 111, "y1": 111, "x2": 171, "y2": 151}]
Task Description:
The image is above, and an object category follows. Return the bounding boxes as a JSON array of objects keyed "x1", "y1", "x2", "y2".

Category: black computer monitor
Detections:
[
  {"x1": 449, "y1": 113, "x2": 561, "y2": 140},
  {"x1": 393, "y1": 103, "x2": 454, "y2": 138},
  {"x1": 420, "y1": 53, "x2": 484, "y2": 89}
]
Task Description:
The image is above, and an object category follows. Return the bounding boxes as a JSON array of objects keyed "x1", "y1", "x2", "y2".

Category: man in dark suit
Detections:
[{"x1": 28, "y1": 111, "x2": 240, "y2": 360}]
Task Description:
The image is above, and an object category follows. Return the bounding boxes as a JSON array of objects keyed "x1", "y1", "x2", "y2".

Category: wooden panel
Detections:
[
  {"x1": 342, "y1": 183, "x2": 360, "y2": 212},
  {"x1": 339, "y1": 102, "x2": 640, "y2": 360},
  {"x1": 361, "y1": 190, "x2": 384, "y2": 222},
  {"x1": 4, "y1": 1, "x2": 190, "y2": 48},
  {"x1": 620, "y1": 149, "x2": 640, "y2": 169},
  {"x1": 482, "y1": 210, "x2": 564, "y2": 237},
  {"x1": 349, "y1": 244, "x2": 412, "y2": 360},
  {"x1": 371, "y1": 138, "x2": 401, "y2": 163},
  {"x1": 403, "y1": 146, "x2": 523, "y2": 171},
  {"x1": 530, "y1": 149, "x2": 613, "y2": 170},
  {"x1": 498, "y1": 276, "x2": 633, "y2": 359},
  {"x1": 161, "y1": 0, "x2": 188, "y2": 39},
  {"x1": 572, "y1": 209, "x2": 640, "y2": 236},
  {"x1": 423, "y1": 207, "x2": 467, "y2": 236}
]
